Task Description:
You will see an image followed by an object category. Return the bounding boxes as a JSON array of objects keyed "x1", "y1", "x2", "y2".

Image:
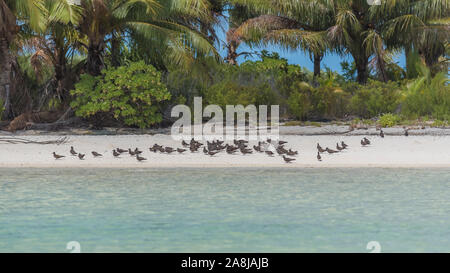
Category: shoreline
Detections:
[
  {"x1": 2, "y1": 125, "x2": 450, "y2": 137},
  {"x1": 0, "y1": 133, "x2": 449, "y2": 168}
]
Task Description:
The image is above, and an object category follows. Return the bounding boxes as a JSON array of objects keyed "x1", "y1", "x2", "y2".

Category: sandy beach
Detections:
[{"x1": 0, "y1": 132, "x2": 449, "y2": 168}]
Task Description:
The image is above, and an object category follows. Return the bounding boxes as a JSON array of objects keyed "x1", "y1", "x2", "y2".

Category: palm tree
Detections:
[
  {"x1": 0, "y1": 0, "x2": 47, "y2": 118},
  {"x1": 23, "y1": 0, "x2": 84, "y2": 107},
  {"x1": 369, "y1": 0, "x2": 449, "y2": 77},
  {"x1": 230, "y1": 0, "x2": 332, "y2": 78},
  {"x1": 77, "y1": 0, "x2": 219, "y2": 76},
  {"x1": 232, "y1": 0, "x2": 448, "y2": 84}
]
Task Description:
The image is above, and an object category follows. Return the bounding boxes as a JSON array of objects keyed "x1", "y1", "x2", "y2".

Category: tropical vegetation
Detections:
[{"x1": 0, "y1": 0, "x2": 448, "y2": 130}]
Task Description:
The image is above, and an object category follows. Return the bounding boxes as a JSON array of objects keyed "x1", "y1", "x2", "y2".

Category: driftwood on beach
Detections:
[{"x1": 0, "y1": 136, "x2": 69, "y2": 145}]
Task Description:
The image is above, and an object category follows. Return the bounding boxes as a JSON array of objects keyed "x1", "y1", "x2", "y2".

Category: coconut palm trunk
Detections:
[
  {"x1": 355, "y1": 56, "x2": 369, "y2": 84},
  {"x1": 0, "y1": 0, "x2": 17, "y2": 119},
  {"x1": 87, "y1": 40, "x2": 106, "y2": 76},
  {"x1": 313, "y1": 52, "x2": 323, "y2": 78}
]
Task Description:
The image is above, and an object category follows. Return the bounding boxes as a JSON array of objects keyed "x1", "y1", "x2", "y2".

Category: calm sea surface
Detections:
[{"x1": 0, "y1": 168, "x2": 449, "y2": 253}]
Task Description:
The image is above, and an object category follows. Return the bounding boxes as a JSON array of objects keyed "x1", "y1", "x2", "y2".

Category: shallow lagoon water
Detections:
[{"x1": 0, "y1": 168, "x2": 449, "y2": 252}]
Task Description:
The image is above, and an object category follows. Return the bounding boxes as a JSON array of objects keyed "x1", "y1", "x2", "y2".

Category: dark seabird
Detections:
[
  {"x1": 336, "y1": 143, "x2": 344, "y2": 151},
  {"x1": 128, "y1": 149, "x2": 136, "y2": 156},
  {"x1": 53, "y1": 152, "x2": 65, "y2": 159},
  {"x1": 182, "y1": 140, "x2": 189, "y2": 147},
  {"x1": 380, "y1": 129, "x2": 384, "y2": 138},
  {"x1": 404, "y1": 129, "x2": 409, "y2": 136},
  {"x1": 78, "y1": 153, "x2": 85, "y2": 160},
  {"x1": 253, "y1": 145, "x2": 262, "y2": 152},
  {"x1": 134, "y1": 148, "x2": 143, "y2": 154},
  {"x1": 190, "y1": 146, "x2": 198, "y2": 153},
  {"x1": 177, "y1": 148, "x2": 186, "y2": 154},
  {"x1": 165, "y1": 147, "x2": 175, "y2": 154},
  {"x1": 278, "y1": 141, "x2": 288, "y2": 145},
  {"x1": 287, "y1": 150, "x2": 297, "y2": 156},
  {"x1": 117, "y1": 148, "x2": 127, "y2": 154},
  {"x1": 208, "y1": 150, "x2": 220, "y2": 156},
  {"x1": 361, "y1": 139, "x2": 368, "y2": 146},
  {"x1": 240, "y1": 147, "x2": 253, "y2": 155},
  {"x1": 70, "y1": 146, "x2": 77, "y2": 156},
  {"x1": 326, "y1": 147, "x2": 339, "y2": 154},
  {"x1": 317, "y1": 152, "x2": 322, "y2": 162},
  {"x1": 317, "y1": 143, "x2": 326, "y2": 153},
  {"x1": 363, "y1": 137, "x2": 371, "y2": 145},
  {"x1": 282, "y1": 155, "x2": 296, "y2": 163},
  {"x1": 203, "y1": 147, "x2": 208, "y2": 154},
  {"x1": 288, "y1": 149, "x2": 298, "y2": 155},
  {"x1": 136, "y1": 155, "x2": 147, "y2": 162},
  {"x1": 265, "y1": 151, "x2": 274, "y2": 157},
  {"x1": 341, "y1": 141, "x2": 348, "y2": 149},
  {"x1": 113, "y1": 150, "x2": 120, "y2": 157},
  {"x1": 92, "y1": 151, "x2": 102, "y2": 157}
]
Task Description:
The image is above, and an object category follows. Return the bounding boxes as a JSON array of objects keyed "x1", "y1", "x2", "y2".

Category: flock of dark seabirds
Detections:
[{"x1": 52, "y1": 128, "x2": 397, "y2": 163}]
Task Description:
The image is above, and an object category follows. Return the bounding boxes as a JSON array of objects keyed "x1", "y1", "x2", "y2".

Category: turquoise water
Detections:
[{"x1": 0, "y1": 168, "x2": 449, "y2": 253}]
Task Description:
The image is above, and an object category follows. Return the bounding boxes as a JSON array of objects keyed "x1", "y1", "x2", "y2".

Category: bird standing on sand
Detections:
[
  {"x1": 336, "y1": 143, "x2": 344, "y2": 151},
  {"x1": 117, "y1": 148, "x2": 127, "y2": 154},
  {"x1": 326, "y1": 147, "x2": 339, "y2": 154},
  {"x1": 317, "y1": 152, "x2": 322, "y2": 162},
  {"x1": 70, "y1": 146, "x2": 77, "y2": 156},
  {"x1": 363, "y1": 137, "x2": 371, "y2": 145},
  {"x1": 134, "y1": 148, "x2": 143, "y2": 154},
  {"x1": 240, "y1": 147, "x2": 253, "y2": 155},
  {"x1": 177, "y1": 148, "x2": 186, "y2": 154},
  {"x1": 265, "y1": 151, "x2": 274, "y2": 157},
  {"x1": 317, "y1": 143, "x2": 326, "y2": 153},
  {"x1": 92, "y1": 151, "x2": 102, "y2": 157},
  {"x1": 113, "y1": 150, "x2": 120, "y2": 157},
  {"x1": 208, "y1": 150, "x2": 220, "y2": 156},
  {"x1": 380, "y1": 129, "x2": 385, "y2": 138},
  {"x1": 361, "y1": 139, "x2": 368, "y2": 146},
  {"x1": 165, "y1": 147, "x2": 175, "y2": 154},
  {"x1": 404, "y1": 129, "x2": 409, "y2": 136},
  {"x1": 282, "y1": 155, "x2": 296, "y2": 163},
  {"x1": 128, "y1": 149, "x2": 136, "y2": 156},
  {"x1": 53, "y1": 152, "x2": 65, "y2": 159},
  {"x1": 182, "y1": 140, "x2": 189, "y2": 147},
  {"x1": 136, "y1": 155, "x2": 147, "y2": 162},
  {"x1": 341, "y1": 141, "x2": 348, "y2": 149},
  {"x1": 78, "y1": 153, "x2": 85, "y2": 160}
]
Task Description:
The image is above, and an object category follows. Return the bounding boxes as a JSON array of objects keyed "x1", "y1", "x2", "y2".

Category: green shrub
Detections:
[
  {"x1": 287, "y1": 82, "x2": 349, "y2": 120},
  {"x1": 401, "y1": 67, "x2": 449, "y2": 121},
  {"x1": 378, "y1": 113, "x2": 401, "y2": 127},
  {"x1": 287, "y1": 89, "x2": 311, "y2": 120},
  {"x1": 70, "y1": 61, "x2": 171, "y2": 128},
  {"x1": 431, "y1": 119, "x2": 448, "y2": 128},
  {"x1": 347, "y1": 80, "x2": 402, "y2": 118}
]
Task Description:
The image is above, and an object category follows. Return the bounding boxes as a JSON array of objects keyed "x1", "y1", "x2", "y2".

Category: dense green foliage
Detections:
[
  {"x1": 0, "y1": 0, "x2": 448, "y2": 129},
  {"x1": 401, "y1": 67, "x2": 450, "y2": 120},
  {"x1": 70, "y1": 62, "x2": 171, "y2": 128},
  {"x1": 378, "y1": 113, "x2": 402, "y2": 127}
]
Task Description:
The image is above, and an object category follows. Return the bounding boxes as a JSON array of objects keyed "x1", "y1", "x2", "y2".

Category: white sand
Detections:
[{"x1": 0, "y1": 134, "x2": 449, "y2": 168}]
